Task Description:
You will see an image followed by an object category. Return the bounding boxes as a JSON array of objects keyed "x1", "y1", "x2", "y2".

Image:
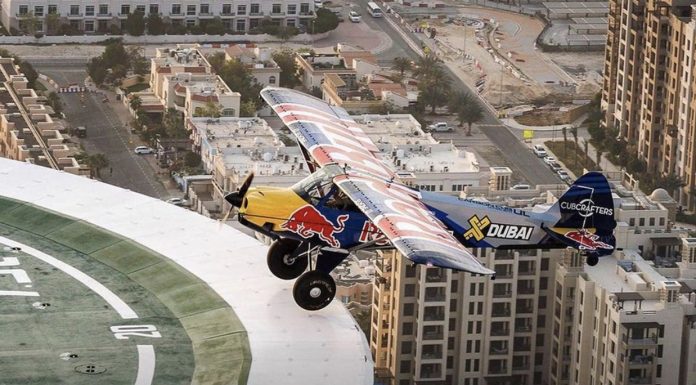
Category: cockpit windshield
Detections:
[{"x1": 291, "y1": 168, "x2": 334, "y2": 205}]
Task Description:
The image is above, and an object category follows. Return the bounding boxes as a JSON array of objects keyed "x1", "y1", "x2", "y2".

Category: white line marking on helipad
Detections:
[
  {"x1": 0, "y1": 290, "x2": 39, "y2": 296},
  {"x1": 0, "y1": 236, "x2": 139, "y2": 319},
  {"x1": 135, "y1": 345, "x2": 156, "y2": 385}
]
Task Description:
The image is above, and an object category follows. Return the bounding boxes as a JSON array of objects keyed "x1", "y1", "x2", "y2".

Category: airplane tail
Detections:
[{"x1": 547, "y1": 172, "x2": 617, "y2": 255}]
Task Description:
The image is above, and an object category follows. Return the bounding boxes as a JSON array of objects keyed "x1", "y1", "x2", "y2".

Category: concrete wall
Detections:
[{"x1": 0, "y1": 31, "x2": 329, "y2": 45}]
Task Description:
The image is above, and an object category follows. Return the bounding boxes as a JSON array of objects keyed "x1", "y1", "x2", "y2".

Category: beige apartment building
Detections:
[
  {"x1": 602, "y1": 0, "x2": 696, "y2": 209},
  {"x1": 372, "y1": 176, "x2": 696, "y2": 385}
]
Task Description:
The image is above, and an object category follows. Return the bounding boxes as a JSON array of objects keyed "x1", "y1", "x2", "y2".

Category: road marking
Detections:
[
  {"x1": 135, "y1": 345, "x2": 156, "y2": 385},
  {"x1": 0, "y1": 290, "x2": 40, "y2": 296},
  {"x1": 0, "y1": 236, "x2": 138, "y2": 319}
]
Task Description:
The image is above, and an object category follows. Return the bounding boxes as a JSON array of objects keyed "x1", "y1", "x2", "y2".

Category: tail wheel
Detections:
[
  {"x1": 293, "y1": 271, "x2": 336, "y2": 311},
  {"x1": 267, "y1": 238, "x2": 306, "y2": 280},
  {"x1": 586, "y1": 255, "x2": 599, "y2": 266}
]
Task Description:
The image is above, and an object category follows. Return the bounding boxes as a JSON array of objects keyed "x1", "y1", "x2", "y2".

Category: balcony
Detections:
[
  {"x1": 249, "y1": 11, "x2": 264, "y2": 16},
  {"x1": 15, "y1": 12, "x2": 29, "y2": 17},
  {"x1": 628, "y1": 377, "x2": 652, "y2": 385},
  {"x1": 423, "y1": 331, "x2": 443, "y2": 340},
  {"x1": 425, "y1": 294, "x2": 445, "y2": 302},
  {"x1": 515, "y1": 324, "x2": 532, "y2": 333},
  {"x1": 628, "y1": 355, "x2": 653, "y2": 366},
  {"x1": 199, "y1": 12, "x2": 214, "y2": 18},
  {"x1": 299, "y1": 11, "x2": 314, "y2": 16},
  {"x1": 425, "y1": 272, "x2": 446, "y2": 283},
  {"x1": 97, "y1": 12, "x2": 112, "y2": 18},
  {"x1": 424, "y1": 313, "x2": 445, "y2": 322},
  {"x1": 493, "y1": 290, "x2": 512, "y2": 298},
  {"x1": 488, "y1": 366, "x2": 508, "y2": 375},
  {"x1": 512, "y1": 362, "x2": 530, "y2": 371},
  {"x1": 489, "y1": 346, "x2": 508, "y2": 355},
  {"x1": 516, "y1": 306, "x2": 534, "y2": 314},
  {"x1": 494, "y1": 250, "x2": 515, "y2": 260},
  {"x1": 169, "y1": 12, "x2": 185, "y2": 18},
  {"x1": 67, "y1": 13, "x2": 83, "y2": 18},
  {"x1": 490, "y1": 328, "x2": 510, "y2": 336},
  {"x1": 514, "y1": 344, "x2": 531, "y2": 352},
  {"x1": 492, "y1": 310, "x2": 511, "y2": 318},
  {"x1": 518, "y1": 286, "x2": 535, "y2": 295},
  {"x1": 270, "y1": 11, "x2": 286, "y2": 17},
  {"x1": 221, "y1": 11, "x2": 236, "y2": 17},
  {"x1": 626, "y1": 336, "x2": 658, "y2": 346},
  {"x1": 494, "y1": 270, "x2": 513, "y2": 279}
]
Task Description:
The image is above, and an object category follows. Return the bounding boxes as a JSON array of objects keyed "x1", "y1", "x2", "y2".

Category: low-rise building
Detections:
[{"x1": 224, "y1": 45, "x2": 281, "y2": 87}]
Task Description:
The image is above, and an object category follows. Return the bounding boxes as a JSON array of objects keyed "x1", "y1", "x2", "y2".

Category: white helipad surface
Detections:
[{"x1": 0, "y1": 158, "x2": 373, "y2": 385}]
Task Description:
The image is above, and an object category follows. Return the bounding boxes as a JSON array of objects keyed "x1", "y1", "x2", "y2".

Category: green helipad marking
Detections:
[{"x1": 0, "y1": 197, "x2": 250, "y2": 385}]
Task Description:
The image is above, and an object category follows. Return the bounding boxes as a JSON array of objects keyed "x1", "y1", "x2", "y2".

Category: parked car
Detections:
[
  {"x1": 349, "y1": 11, "x2": 362, "y2": 22},
  {"x1": 166, "y1": 197, "x2": 189, "y2": 206},
  {"x1": 543, "y1": 156, "x2": 556, "y2": 166},
  {"x1": 510, "y1": 184, "x2": 531, "y2": 191},
  {"x1": 549, "y1": 162, "x2": 562, "y2": 172},
  {"x1": 557, "y1": 170, "x2": 571, "y2": 182},
  {"x1": 427, "y1": 122, "x2": 452, "y2": 132},
  {"x1": 532, "y1": 145, "x2": 547, "y2": 157},
  {"x1": 134, "y1": 146, "x2": 154, "y2": 155}
]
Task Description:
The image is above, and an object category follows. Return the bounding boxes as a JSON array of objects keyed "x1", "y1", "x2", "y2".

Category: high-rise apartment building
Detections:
[
  {"x1": 602, "y1": 0, "x2": 696, "y2": 209},
  {"x1": 372, "y1": 178, "x2": 696, "y2": 385}
]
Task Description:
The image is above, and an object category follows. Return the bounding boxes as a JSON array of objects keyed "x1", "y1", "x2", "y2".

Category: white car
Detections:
[
  {"x1": 543, "y1": 156, "x2": 556, "y2": 166},
  {"x1": 166, "y1": 197, "x2": 189, "y2": 206},
  {"x1": 134, "y1": 146, "x2": 154, "y2": 155},
  {"x1": 427, "y1": 122, "x2": 452, "y2": 132},
  {"x1": 510, "y1": 184, "x2": 531, "y2": 191},
  {"x1": 549, "y1": 162, "x2": 562, "y2": 172},
  {"x1": 349, "y1": 11, "x2": 361, "y2": 22},
  {"x1": 557, "y1": 170, "x2": 571, "y2": 182},
  {"x1": 532, "y1": 145, "x2": 547, "y2": 157}
]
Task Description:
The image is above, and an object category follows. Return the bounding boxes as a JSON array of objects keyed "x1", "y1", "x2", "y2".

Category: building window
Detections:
[
  {"x1": 400, "y1": 360, "x2": 411, "y2": 374},
  {"x1": 135, "y1": 5, "x2": 145, "y2": 13},
  {"x1": 401, "y1": 341, "x2": 412, "y2": 354},
  {"x1": 85, "y1": 5, "x2": 94, "y2": 16},
  {"x1": 187, "y1": 5, "x2": 196, "y2": 15},
  {"x1": 48, "y1": 5, "x2": 58, "y2": 14},
  {"x1": 171, "y1": 4, "x2": 181, "y2": 14},
  {"x1": 120, "y1": 5, "x2": 130, "y2": 14},
  {"x1": 404, "y1": 303, "x2": 414, "y2": 316},
  {"x1": 34, "y1": 6, "x2": 44, "y2": 16},
  {"x1": 629, "y1": 218, "x2": 635, "y2": 226},
  {"x1": 236, "y1": 19, "x2": 246, "y2": 31},
  {"x1": 287, "y1": 4, "x2": 297, "y2": 14},
  {"x1": 250, "y1": 3, "x2": 260, "y2": 14},
  {"x1": 84, "y1": 20, "x2": 94, "y2": 32},
  {"x1": 200, "y1": 4, "x2": 210, "y2": 14},
  {"x1": 149, "y1": 4, "x2": 158, "y2": 14},
  {"x1": 404, "y1": 284, "x2": 415, "y2": 296},
  {"x1": 272, "y1": 4, "x2": 282, "y2": 13},
  {"x1": 639, "y1": 217, "x2": 645, "y2": 226},
  {"x1": 649, "y1": 217, "x2": 655, "y2": 226},
  {"x1": 222, "y1": 4, "x2": 233, "y2": 14},
  {"x1": 300, "y1": 3, "x2": 310, "y2": 14},
  {"x1": 186, "y1": 19, "x2": 195, "y2": 27},
  {"x1": 402, "y1": 322, "x2": 413, "y2": 334},
  {"x1": 69, "y1": 5, "x2": 80, "y2": 15},
  {"x1": 237, "y1": 5, "x2": 247, "y2": 15},
  {"x1": 269, "y1": 76, "x2": 276, "y2": 85},
  {"x1": 99, "y1": 4, "x2": 109, "y2": 14},
  {"x1": 19, "y1": 5, "x2": 28, "y2": 15}
]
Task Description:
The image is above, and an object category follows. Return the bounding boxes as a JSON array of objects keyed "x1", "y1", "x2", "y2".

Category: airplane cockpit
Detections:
[{"x1": 291, "y1": 166, "x2": 358, "y2": 211}]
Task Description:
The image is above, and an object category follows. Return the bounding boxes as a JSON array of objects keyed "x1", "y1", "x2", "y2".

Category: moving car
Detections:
[
  {"x1": 349, "y1": 11, "x2": 361, "y2": 22},
  {"x1": 533, "y1": 145, "x2": 547, "y2": 157},
  {"x1": 134, "y1": 146, "x2": 154, "y2": 155},
  {"x1": 427, "y1": 122, "x2": 452, "y2": 132}
]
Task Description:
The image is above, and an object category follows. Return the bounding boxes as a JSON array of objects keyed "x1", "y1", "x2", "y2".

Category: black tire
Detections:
[
  {"x1": 293, "y1": 271, "x2": 336, "y2": 311},
  {"x1": 587, "y1": 255, "x2": 599, "y2": 266},
  {"x1": 267, "y1": 238, "x2": 306, "y2": 280}
]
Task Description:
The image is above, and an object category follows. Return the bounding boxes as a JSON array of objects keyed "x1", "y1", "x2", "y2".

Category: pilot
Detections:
[{"x1": 326, "y1": 190, "x2": 352, "y2": 211}]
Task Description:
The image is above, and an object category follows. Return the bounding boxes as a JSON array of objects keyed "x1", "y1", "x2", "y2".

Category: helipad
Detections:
[{"x1": 0, "y1": 158, "x2": 372, "y2": 385}]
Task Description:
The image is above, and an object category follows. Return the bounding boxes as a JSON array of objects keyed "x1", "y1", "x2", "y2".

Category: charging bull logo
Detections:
[
  {"x1": 564, "y1": 229, "x2": 613, "y2": 251},
  {"x1": 282, "y1": 205, "x2": 348, "y2": 248}
]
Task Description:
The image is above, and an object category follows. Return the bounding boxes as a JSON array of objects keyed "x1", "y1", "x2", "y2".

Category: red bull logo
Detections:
[
  {"x1": 564, "y1": 229, "x2": 613, "y2": 251},
  {"x1": 281, "y1": 205, "x2": 348, "y2": 248},
  {"x1": 359, "y1": 221, "x2": 389, "y2": 245}
]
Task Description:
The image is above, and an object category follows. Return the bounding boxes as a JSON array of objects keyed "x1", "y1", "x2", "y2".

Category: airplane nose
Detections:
[{"x1": 225, "y1": 191, "x2": 243, "y2": 208}]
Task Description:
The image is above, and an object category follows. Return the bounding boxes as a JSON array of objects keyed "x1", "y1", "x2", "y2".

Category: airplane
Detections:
[{"x1": 224, "y1": 87, "x2": 617, "y2": 311}]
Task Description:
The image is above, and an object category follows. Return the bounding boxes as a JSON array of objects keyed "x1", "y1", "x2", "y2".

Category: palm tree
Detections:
[
  {"x1": 570, "y1": 125, "x2": 578, "y2": 167},
  {"x1": 418, "y1": 76, "x2": 450, "y2": 114},
  {"x1": 561, "y1": 126, "x2": 568, "y2": 158},
  {"x1": 412, "y1": 53, "x2": 442, "y2": 81},
  {"x1": 582, "y1": 139, "x2": 589, "y2": 166},
  {"x1": 87, "y1": 153, "x2": 109, "y2": 179},
  {"x1": 391, "y1": 57, "x2": 412, "y2": 76},
  {"x1": 448, "y1": 91, "x2": 483, "y2": 136},
  {"x1": 595, "y1": 149, "x2": 603, "y2": 170}
]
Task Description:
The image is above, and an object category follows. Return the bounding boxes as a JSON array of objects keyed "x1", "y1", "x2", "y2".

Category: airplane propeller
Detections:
[{"x1": 220, "y1": 172, "x2": 255, "y2": 227}]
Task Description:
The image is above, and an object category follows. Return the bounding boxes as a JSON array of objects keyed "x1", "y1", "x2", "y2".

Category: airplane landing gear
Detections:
[
  {"x1": 293, "y1": 270, "x2": 336, "y2": 311},
  {"x1": 267, "y1": 238, "x2": 307, "y2": 280},
  {"x1": 586, "y1": 254, "x2": 599, "y2": 266}
]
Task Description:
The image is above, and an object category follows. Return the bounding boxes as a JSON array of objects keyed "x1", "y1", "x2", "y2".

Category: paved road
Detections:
[
  {"x1": 360, "y1": 6, "x2": 560, "y2": 185},
  {"x1": 33, "y1": 64, "x2": 168, "y2": 198}
]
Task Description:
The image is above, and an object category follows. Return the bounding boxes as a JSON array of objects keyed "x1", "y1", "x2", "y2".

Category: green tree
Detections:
[
  {"x1": 206, "y1": 52, "x2": 226, "y2": 74},
  {"x1": 146, "y1": 12, "x2": 166, "y2": 35},
  {"x1": 87, "y1": 153, "x2": 109, "y2": 179},
  {"x1": 194, "y1": 101, "x2": 222, "y2": 117},
  {"x1": 19, "y1": 11, "x2": 40, "y2": 35},
  {"x1": 448, "y1": 91, "x2": 483, "y2": 135},
  {"x1": 17, "y1": 60, "x2": 38, "y2": 88},
  {"x1": 412, "y1": 53, "x2": 442, "y2": 80},
  {"x1": 418, "y1": 79, "x2": 450, "y2": 114},
  {"x1": 391, "y1": 57, "x2": 412, "y2": 76},
  {"x1": 275, "y1": 26, "x2": 299, "y2": 45},
  {"x1": 570, "y1": 125, "x2": 578, "y2": 167},
  {"x1": 311, "y1": 9, "x2": 339, "y2": 33},
  {"x1": 87, "y1": 57, "x2": 107, "y2": 85},
  {"x1": 272, "y1": 49, "x2": 300, "y2": 88},
  {"x1": 561, "y1": 126, "x2": 568, "y2": 158},
  {"x1": 127, "y1": 46, "x2": 149, "y2": 75},
  {"x1": 47, "y1": 92, "x2": 63, "y2": 114},
  {"x1": 45, "y1": 12, "x2": 60, "y2": 35},
  {"x1": 659, "y1": 173, "x2": 685, "y2": 195},
  {"x1": 595, "y1": 148, "x2": 603, "y2": 170},
  {"x1": 102, "y1": 40, "x2": 129, "y2": 68},
  {"x1": 129, "y1": 95, "x2": 142, "y2": 111},
  {"x1": 125, "y1": 11, "x2": 146, "y2": 36},
  {"x1": 205, "y1": 17, "x2": 225, "y2": 35},
  {"x1": 184, "y1": 151, "x2": 202, "y2": 168},
  {"x1": 218, "y1": 58, "x2": 263, "y2": 113},
  {"x1": 240, "y1": 100, "x2": 258, "y2": 117},
  {"x1": 163, "y1": 108, "x2": 186, "y2": 138}
]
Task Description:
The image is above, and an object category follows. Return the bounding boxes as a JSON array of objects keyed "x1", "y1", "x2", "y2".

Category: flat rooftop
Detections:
[
  {"x1": 219, "y1": 147, "x2": 311, "y2": 177},
  {"x1": 190, "y1": 117, "x2": 280, "y2": 149},
  {"x1": 353, "y1": 114, "x2": 434, "y2": 146}
]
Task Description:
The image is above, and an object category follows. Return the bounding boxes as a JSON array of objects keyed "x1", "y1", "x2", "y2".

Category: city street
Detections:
[{"x1": 33, "y1": 64, "x2": 169, "y2": 198}]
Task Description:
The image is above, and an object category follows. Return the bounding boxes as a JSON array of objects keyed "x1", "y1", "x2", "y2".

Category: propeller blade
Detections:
[{"x1": 224, "y1": 172, "x2": 254, "y2": 208}]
